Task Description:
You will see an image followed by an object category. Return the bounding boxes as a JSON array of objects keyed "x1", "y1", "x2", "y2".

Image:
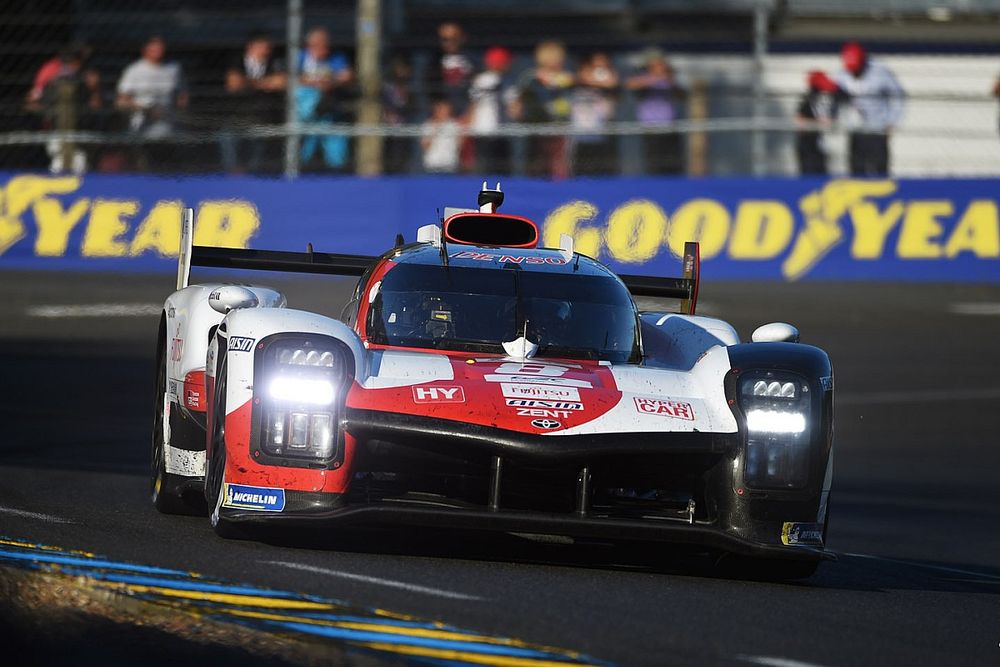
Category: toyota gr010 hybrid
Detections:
[{"x1": 151, "y1": 185, "x2": 834, "y2": 578}]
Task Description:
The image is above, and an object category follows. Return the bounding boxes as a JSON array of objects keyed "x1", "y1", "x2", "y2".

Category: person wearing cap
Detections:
[
  {"x1": 834, "y1": 42, "x2": 905, "y2": 176},
  {"x1": 468, "y1": 46, "x2": 516, "y2": 174},
  {"x1": 796, "y1": 70, "x2": 839, "y2": 175}
]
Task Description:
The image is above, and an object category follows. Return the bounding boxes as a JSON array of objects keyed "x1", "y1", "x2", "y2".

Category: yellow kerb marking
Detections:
[
  {"x1": 355, "y1": 642, "x2": 583, "y2": 667},
  {"x1": 106, "y1": 583, "x2": 334, "y2": 610},
  {"x1": 216, "y1": 608, "x2": 539, "y2": 647}
]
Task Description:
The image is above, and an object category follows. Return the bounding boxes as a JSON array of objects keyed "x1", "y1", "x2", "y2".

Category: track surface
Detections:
[{"x1": 1, "y1": 271, "x2": 999, "y2": 666}]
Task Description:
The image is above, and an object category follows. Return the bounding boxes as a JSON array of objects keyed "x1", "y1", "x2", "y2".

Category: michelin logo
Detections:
[{"x1": 223, "y1": 483, "x2": 285, "y2": 511}]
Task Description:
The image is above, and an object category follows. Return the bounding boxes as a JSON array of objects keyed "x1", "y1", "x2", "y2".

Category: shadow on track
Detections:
[
  {"x1": 250, "y1": 523, "x2": 1000, "y2": 595},
  {"x1": 0, "y1": 338, "x2": 154, "y2": 474}
]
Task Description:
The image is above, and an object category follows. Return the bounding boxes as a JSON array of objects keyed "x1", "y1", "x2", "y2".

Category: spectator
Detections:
[
  {"x1": 421, "y1": 98, "x2": 461, "y2": 173},
  {"x1": 27, "y1": 44, "x2": 102, "y2": 174},
  {"x1": 26, "y1": 42, "x2": 94, "y2": 111},
  {"x1": 220, "y1": 32, "x2": 286, "y2": 174},
  {"x1": 297, "y1": 27, "x2": 354, "y2": 171},
  {"x1": 834, "y1": 41, "x2": 904, "y2": 176},
  {"x1": 116, "y1": 36, "x2": 188, "y2": 138},
  {"x1": 626, "y1": 48, "x2": 685, "y2": 174},
  {"x1": 116, "y1": 36, "x2": 187, "y2": 171},
  {"x1": 382, "y1": 54, "x2": 416, "y2": 173},
  {"x1": 795, "y1": 71, "x2": 839, "y2": 176},
  {"x1": 512, "y1": 41, "x2": 574, "y2": 179},
  {"x1": 571, "y1": 52, "x2": 619, "y2": 176},
  {"x1": 429, "y1": 22, "x2": 475, "y2": 117},
  {"x1": 468, "y1": 46, "x2": 515, "y2": 174}
]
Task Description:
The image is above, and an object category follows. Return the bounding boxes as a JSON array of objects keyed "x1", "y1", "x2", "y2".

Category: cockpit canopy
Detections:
[{"x1": 366, "y1": 263, "x2": 640, "y2": 363}]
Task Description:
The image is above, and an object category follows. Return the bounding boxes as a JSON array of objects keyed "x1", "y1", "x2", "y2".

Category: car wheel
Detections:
[
  {"x1": 151, "y1": 323, "x2": 194, "y2": 515},
  {"x1": 205, "y1": 368, "x2": 245, "y2": 540}
]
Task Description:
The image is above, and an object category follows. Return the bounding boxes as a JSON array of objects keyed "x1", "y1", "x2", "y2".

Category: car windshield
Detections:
[{"x1": 366, "y1": 263, "x2": 639, "y2": 362}]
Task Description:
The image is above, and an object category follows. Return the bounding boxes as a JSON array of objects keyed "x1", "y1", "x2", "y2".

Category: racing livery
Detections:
[{"x1": 152, "y1": 186, "x2": 834, "y2": 578}]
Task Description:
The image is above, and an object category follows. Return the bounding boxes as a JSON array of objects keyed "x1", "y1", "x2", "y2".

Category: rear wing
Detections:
[
  {"x1": 175, "y1": 208, "x2": 377, "y2": 291},
  {"x1": 176, "y1": 208, "x2": 700, "y2": 315},
  {"x1": 618, "y1": 241, "x2": 700, "y2": 315}
]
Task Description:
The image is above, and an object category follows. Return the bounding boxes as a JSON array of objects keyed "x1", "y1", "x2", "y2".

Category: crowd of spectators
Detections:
[
  {"x1": 20, "y1": 22, "x2": 913, "y2": 178},
  {"x1": 22, "y1": 21, "x2": 694, "y2": 177}
]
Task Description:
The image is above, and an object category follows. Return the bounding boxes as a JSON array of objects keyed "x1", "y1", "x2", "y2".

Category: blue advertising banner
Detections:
[{"x1": 0, "y1": 172, "x2": 998, "y2": 281}]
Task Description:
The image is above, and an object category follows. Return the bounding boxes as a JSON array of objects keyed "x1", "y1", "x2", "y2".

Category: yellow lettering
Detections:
[
  {"x1": 783, "y1": 179, "x2": 897, "y2": 280},
  {"x1": 130, "y1": 200, "x2": 183, "y2": 257},
  {"x1": 944, "y1": 200, "x2": 1000, "y2": 259},
  {"x1": 897, "y1": 200, "x2": 952, "y2": 258},
  {"x1": 542, "y1": 200, "x2": 601, "y2": 259},
  {"x1": 728, "y1": 201, "x2": 794, "y2": 259},
  {"x1": 193, "y1": 201, "x2": 261, "y2": 248},
  {"x1": 605, "y1": 200, "x2": 668, "y2": 263},
  {"x1": 81, "y1": 199, "x2": 138, "y2": 257},
  {"x1": 848, "y1": 201, "x2": 904, "y2": 258},
  {"x1": 667, "y1": 199, "x2": 729, "y2": 260},
  {"x1": 0, "y1": 175, "x2": 81, "y2": 255},
  {"x1": 33, "y1": 198, "x2": 90, "y2": 256}
]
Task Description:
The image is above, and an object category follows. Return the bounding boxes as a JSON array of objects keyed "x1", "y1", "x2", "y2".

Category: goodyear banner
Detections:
[{"x1": 0, "y1": 172, "x2": 998, "y2": 281}]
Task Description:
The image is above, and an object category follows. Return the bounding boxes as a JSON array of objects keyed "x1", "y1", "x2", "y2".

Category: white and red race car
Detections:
[{"x1": 152, "y1": 185, "x2": 834, "y2": 577}]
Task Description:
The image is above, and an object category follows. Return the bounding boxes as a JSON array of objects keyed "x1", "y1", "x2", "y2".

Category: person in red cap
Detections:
[
  {"x1": 795, "y1": 70, "x2": 840, "y2": 175},
  {"x1": 468, "y1": 46, "x2": 515, "y2": 173},
  {"x1": 834, "y1": 41, "x2": 905, "y2": 176}
]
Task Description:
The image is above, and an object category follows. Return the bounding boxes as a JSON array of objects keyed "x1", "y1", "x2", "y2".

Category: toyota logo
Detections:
[{"x1": 531, "y1": 418, "x2": 561, "y2": 430}]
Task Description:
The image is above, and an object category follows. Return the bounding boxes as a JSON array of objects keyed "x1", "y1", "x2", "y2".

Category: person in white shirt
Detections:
[
  {"x1": 421, "y1": 98, "x2": 462, "y2": 173},
  {"x1": 116, "y1": 36, "x2": 187, "y2": 138},
  {"x1": 833, "y1": 41, "x2": 905, "y2": 176}
]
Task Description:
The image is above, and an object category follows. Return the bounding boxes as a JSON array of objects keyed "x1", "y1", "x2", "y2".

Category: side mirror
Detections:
[
  {"x1": 209, "y1": 286, "x2": 259, "y2": 314},
  {"x1": 751, "y1": 322, "x2": 799, "y2": 343}
]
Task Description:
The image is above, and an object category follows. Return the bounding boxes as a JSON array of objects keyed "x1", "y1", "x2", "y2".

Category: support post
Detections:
[
  {"x1": 284, "y1": 0, "x2": 303, "y2": 179},
  {"x1": 750, "y1": 0, "x2": 770, "y2": 177},
  {"x1": 356, "y1": 0, "x2": 383, "y2": 175}
]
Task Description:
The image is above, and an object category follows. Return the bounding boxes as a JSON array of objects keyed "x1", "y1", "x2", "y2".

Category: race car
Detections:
[{"x1": 152, "y1": 184, "x2": 834, "y2": 577}]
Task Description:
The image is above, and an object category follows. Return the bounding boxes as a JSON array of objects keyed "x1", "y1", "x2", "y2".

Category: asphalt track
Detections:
[{"x1": 1, "y1": 270, "x2": 999, "y2": 666}]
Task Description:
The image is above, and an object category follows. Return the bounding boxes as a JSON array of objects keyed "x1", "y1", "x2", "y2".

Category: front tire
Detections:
[
  {"x1": 151, "y1": 322, "x2": 197, "y2": 515},
  {"x1": 205, "y1": 362, "x2": 245, "y2": 540}
]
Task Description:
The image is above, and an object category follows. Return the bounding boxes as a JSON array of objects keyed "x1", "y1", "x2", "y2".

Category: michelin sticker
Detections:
[
  {"x1": 781, "y1": 521, "x2": 824, "y2": 546},
  {"x1": 223, "y1": 483, "x2": 285, "y2": 511}
]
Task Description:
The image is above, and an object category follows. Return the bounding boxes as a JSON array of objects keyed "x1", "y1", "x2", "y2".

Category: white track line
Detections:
[
  {"x1": 263, "y1": 560, "x2": 485, "y2": 601},
  {"x1": 27, "y1": 303, "x2": 162, "y2": 318},
  {"x1": 0, "y1": 506, "x2": 76, "y2": 524},
  {"x1": 841, "y1": 552, "x2": 1000, "y2": 582},
  {"x1": 736, "y1": 655, "x2": 826, "y2": 667},
  {"x1": 949, "y1": 302, "x2": 1000, "y2": 316},
  {"x1": 837, "y1": 387, "x2": 1000, "y2": 406}
]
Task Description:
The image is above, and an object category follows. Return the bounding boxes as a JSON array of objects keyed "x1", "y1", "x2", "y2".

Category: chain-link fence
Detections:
[{"x1": 1, "y1": 1, "x2": 998, "y2": 178}]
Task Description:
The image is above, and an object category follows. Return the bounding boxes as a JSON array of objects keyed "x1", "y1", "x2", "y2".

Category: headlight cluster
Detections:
[
  {"x1": 739, "y1": 372, "x2": 811, "y2": 488},
  {"x1": 260, "y1": 341, "x2": 342, "y2": 461}
]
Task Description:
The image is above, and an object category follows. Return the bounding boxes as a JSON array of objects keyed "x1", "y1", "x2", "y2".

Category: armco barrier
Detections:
[{"x1": 0, "y1": 172, "x2": 997, "y2": 281}]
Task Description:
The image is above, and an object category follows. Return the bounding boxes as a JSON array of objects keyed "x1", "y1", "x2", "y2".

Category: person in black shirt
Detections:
[
  {"x1": 220, "y1": 32, "x2": 286, "y2": 174},
  {"x1": 796, "y1": 70, "x2": 839, "y2": 176}
]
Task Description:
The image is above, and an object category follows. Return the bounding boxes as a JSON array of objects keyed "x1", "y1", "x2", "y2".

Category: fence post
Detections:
[
  {"x1": 356, "y1": 0, "x2": 383, "y2": 175},
  {"x1": 284, "y1": 0, "x2": 303, "y2": 179},
  {"x1": 687, "y1": 81, "x2": 708, "y2": 177},
  {"x1": 751, "y1": 0, "x2": 769, "y2": 177}
]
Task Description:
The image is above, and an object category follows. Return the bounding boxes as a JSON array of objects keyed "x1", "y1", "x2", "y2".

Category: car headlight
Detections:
[
  {"x1": 269, "y1": 377, "x2": 335, "y2": 405},
  {"x1": 739, "y1": 372, "x2": 811, "y2": 489},
  {"x1": 256, "y1": 339, "x2": 348, "y2": 462}
]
